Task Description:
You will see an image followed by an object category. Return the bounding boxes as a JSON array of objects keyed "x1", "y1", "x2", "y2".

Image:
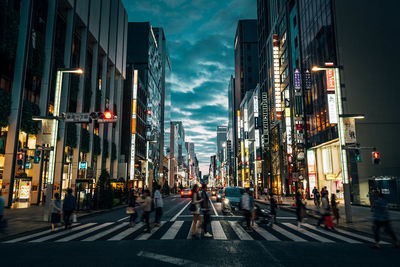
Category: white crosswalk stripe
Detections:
[
  {"x1": 108, "y1": 222, "x2": 144, "y2": 241},
  {"x1": 56, "y1": 223, "x2": 113, "y2": 242},
  {"x1": 211, "y1": 221, "x2": 227, "y2": 240},
  {"x1": 30, "y1": 223, "x2": 96, "y2": 243},
  {"x1": 283, "y1": 223, "x2": 334, "y2": 243},
  {"x1": 161, "y1": 221, "x2": 184, "y2": 240},
  {"x1": 82, "y1": 222, "x2": 129, "y2": 241},
  {"x1": 228, "y1": 221, "x2": 253, "y2": 240},
  {"x1": 302, "y1": 223, "x2": 361, "y2": 244},
  {"x1": 334, "y1": 227, "x2": 390, "y2": 244},
  {"x1": 135, "y1": 221, "x2": 167, "y2": 240},
  {"x1": 271, "y1": 224, "x2": 307, "y2": 242},
  {"x1": 5, "y1": 219, "x2": 379, "y2": 244},
  {"x1": 252, "y1": 224, "x2": 279, "y2": 241},
  {"x1": 187, "y1": 222, "x2": 194, "y2": 239}
]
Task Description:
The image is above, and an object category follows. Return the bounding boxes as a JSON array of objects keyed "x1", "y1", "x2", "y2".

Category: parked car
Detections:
[
  {"x1": 180, "y1": 188, "x2": 192, "y2": 198},
  {"x1": 222, "y1": 187, "x2": 244, "y2": 214}
]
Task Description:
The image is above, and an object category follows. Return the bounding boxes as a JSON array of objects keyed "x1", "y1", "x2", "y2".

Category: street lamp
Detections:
[
  {"x1": 45, "y1": 68, "x2": 83, "y2": 221},
  {"x1": 145, "y1": 140, "x2": 157, "y2": 190},
  {"x1": 312, "y1": 63, "x2": 357, "y2": 223}
]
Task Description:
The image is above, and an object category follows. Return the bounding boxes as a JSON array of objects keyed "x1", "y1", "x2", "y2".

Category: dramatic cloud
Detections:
[{"x1": 123, "y1": 0, "x2": 257, "y2": 174}]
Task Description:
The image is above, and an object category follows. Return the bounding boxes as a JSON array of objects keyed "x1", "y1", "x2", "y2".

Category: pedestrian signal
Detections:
[
  {"x1": 34, "y1": 149, "x2": 41, "y2": 164},
  {"x1": 355, "y1": 149, "x2": 361, "y2": 162},
  {"x1": 372, "y1": 151, "x2": 380, "y2": 165},
  {"x1": 17, "y1": 153, "x2": 24, "y2": 166}
]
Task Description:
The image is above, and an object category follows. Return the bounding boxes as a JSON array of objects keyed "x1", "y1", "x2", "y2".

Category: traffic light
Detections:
[
  {"x1": 103, "y1": 110, "x2": 112, "y2": 120},
  {"x1": 355, "y1": 149, "x2": 361, "y2": 162},
  {"x1": 17, "y1": 153, "x2": 25, "y2": 166},
  {"x1": 372, "y1": 151, "x2": 380, "y2": 165},
  {"x1": 34, "y1": 149, "x2": 41, "y2": 164}
]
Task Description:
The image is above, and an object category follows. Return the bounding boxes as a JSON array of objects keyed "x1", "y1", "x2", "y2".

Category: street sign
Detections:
[
  {"x1": 79, "y1": 161, "x2": 87, "y2": 169},
  {"x1": 64, "y1": 113, "x2": 91, "y2": 123}
]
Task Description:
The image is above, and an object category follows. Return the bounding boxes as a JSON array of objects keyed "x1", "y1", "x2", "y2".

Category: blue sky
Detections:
[{"x1": 122, "y1": 0, "x2": 257, "y2": 174}]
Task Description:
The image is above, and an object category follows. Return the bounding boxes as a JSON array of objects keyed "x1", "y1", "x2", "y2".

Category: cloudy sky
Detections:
[{"x1": 122, "y1": 0, "x2": 257, "y2": 174}]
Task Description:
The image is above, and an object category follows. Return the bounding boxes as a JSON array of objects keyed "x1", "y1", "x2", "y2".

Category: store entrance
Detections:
[
  {"x1": 75, "y1": 179, "x2": 93, "y2": 211},
  {"x1": 12, "y1": 176, "x2": 32, "y2": 208}
]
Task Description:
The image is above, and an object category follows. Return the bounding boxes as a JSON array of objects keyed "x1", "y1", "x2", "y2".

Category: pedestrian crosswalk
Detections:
[{"x1": 3, "y1": 220, "x2": 383, "y2": 244}]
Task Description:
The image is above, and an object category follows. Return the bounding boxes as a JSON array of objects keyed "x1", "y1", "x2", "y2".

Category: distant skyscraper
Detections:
[{"x1": 216, "y1": 126, "x2": 227, "y2": 164}]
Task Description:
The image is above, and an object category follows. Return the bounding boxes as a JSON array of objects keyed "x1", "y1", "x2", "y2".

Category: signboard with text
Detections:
[
  {"x1": 325, "y1": 69, "x2": 335, "y2": 92},
  {"x1": 327, "y1": 94, "x2": 338, "y2": 124}
]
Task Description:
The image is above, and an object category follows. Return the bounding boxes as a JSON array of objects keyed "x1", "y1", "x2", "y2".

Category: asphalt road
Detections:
[{"x1": 1, "y1": 193, "x2": 398, "y2": 267}]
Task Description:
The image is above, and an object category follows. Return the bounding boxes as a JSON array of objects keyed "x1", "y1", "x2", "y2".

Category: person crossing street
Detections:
[
  {"x1": 201, "y1": 184, "x2": 212, "y2": 238},
  {"x1": 154, "y1": 185, "x2": 163, "y2": 227}
]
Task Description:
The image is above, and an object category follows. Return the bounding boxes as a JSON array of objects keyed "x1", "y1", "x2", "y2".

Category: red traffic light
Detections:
[
  {"x1": 372, "y1": 151, "x2": 380, "y2": 159},
  {"x1": 18, "y1": 153, "x2": 24, "y2": 160},
  {"x1": 104, "y1": 110, "x2": 112, "y2": 119}
]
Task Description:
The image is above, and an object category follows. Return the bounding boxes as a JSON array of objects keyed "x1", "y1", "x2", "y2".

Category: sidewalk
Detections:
[{"x1": 256, "y1": 195, "x2": 400, "y2": 236}]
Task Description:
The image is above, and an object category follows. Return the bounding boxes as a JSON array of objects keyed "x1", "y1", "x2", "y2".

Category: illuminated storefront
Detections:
[{"x1": 307, "y1": 138, "x2": 344, "y2": 199}]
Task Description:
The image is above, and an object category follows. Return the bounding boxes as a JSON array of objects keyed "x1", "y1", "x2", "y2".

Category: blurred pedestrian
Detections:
[
  {"x1": 312, "y1": 187, "x2": 319, "y2": 207},
  {"x1": 331, "y1": 194, "x2": 340, "y2": 225},
  {"x1": 250, "y1": 190, "x2": 255, "y2": 226},
  {"x1": 201, "y1": 184, "x2": 212, "y2": 237},
  {"x1": 371, "y1": 190, "x2": 399, "y2": 249},
  {"x1": 270, "y1": 194, "x2": 278, "y2": 224},
  {"x1": 241, "y1": 188, "x2": 252, "y2": 231},
  {"x1": 367, "y1": 187, "x2": 374, "y2": 211},
  {"x1": 50, "y1": 193, "x2": 61, "y2": 231},
  {"x1": 317, "y1": 192, "x2": 330, "y2": 227},
  {"x1": 295, "y1": 191, "x2": 306, "y2": 229},
  {"x1": 141, "y1": 189, "x2": 152, "y2": 233},
  {"x1": 190, "y1": 184, "x2": 202, "y2": 239},
  {"x1": 154, "y1": 185, "x2": 163, "y2": 227},
  {"x1": 62, "y1": 189, "x2": 76, "y2": 229},
  {"x1": 127, "y1": 190, "x2": 137, "y2": 227}
]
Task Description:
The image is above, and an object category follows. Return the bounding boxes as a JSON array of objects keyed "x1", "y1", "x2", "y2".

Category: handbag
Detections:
[
  {"x1": 126, "y1": 207, "x2": 136, "y2": 214},
  {"x1": 72, "y1": 213, "x2": 78, "y2": 223}
]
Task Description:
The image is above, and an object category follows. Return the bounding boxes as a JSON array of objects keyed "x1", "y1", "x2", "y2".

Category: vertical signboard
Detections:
[
  {"x1": 272, "y1": 34, "x2": 282, "y2": 120},
  {"x1": 294, "y1": 69, "x2": 301, "y2": 91},
  {"x1": 130, "y1": 69, "x2": 139, "y2": 181},
  {"x1": 343, "y1": 117, "x2": 357, "y2": 144},
  {"x1": 327, "y1": 94, "x2": 338, "y2": 124},
  {"x1": 304, "y1": 70, "x2": 312, "y2": 90},
  {"x1": 307, "y1": 149, "x2": 317, "y2": 196},
  {"x1": 325, "y1": 69, "x2": 335, "y2": 92}
]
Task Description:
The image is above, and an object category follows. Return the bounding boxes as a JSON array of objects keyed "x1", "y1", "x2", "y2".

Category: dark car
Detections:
[
  {"x1": 222, "y1": 187, "x2": 244, "y2": 214},
  {"x1": 180, "y1": 188, "x2": 192, "y2": 198}
]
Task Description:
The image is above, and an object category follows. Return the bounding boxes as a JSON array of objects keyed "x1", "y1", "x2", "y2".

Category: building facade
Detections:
[{"x1": 1, "y1": 0, "x2": 128, "y2": 208}]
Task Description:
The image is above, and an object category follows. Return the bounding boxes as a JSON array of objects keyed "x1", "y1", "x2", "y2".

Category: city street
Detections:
[{"x1": 1, "y1": 194, "x2": 398, "y2": 266}]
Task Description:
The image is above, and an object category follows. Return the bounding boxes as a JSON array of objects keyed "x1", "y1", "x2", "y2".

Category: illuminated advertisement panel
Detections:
[
  {"x1": 326, "y1": 69, "x2": 335, "y2": 92},
  {"x1": 130, "y1": 70, "x2": 139, "y2": 180},
  {"x1": 272, "y1": 34, "x2": 282, "y2": 120},
  {"x1": 327, "y1": 93, "x2": 338, "y2": 124}
]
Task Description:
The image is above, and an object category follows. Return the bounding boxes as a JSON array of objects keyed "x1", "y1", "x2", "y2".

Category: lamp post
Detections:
[
  {"x1": 44, "y1": 68, "x2": 83, "y2": 221},
  {"x1": 145, "y1": 140, "x2": 157, "y2": 190},
  {"x1": 312, "y1": 64, "x2": 363, "y2": 223}
]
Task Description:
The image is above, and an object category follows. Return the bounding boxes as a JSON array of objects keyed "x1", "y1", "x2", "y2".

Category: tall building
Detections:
[
  {"x1": 122, "y1": 22, "x2": 164, "y2": 189},
  {"x1": 234, "y1": 20, "x2": 259, "y2": 185},
  {"x1": 257, "y1": 0, "x2": 400, "y2": 206},
  {"x1": 0, "y1": 0, "x2": 128, "y2": 208},
  {"x1": 227, "y1": 75, "x2": 236, "y2": 185}
]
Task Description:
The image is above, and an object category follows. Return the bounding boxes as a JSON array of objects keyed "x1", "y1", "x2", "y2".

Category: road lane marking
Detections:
[
  {"x1": 108, "y1": 222, "x2": 144, "y2": 241},
  {"x1": 137, "y1": 251, "x2": 210, "y2": 267},
  {"x1": 170, "y1": 199, "x2": 191, "y2": 221},
  {"x1": 276, "y1": 217, "x2": 296, "y2": 220},
  {"x1": 282, "y1": 223, "x2": 334, "y2": 243},
  {"x1": 56, "y1": 223, "x2": 113, "y2": 242},
  {"x1": 211, "y1": 221, "x2": 227, "y2": 240},
  {"x1": 302, "y1": 223, "x2": 361, "y2": 244},
  {"x1": 82, "y1": 222, "x2": 129, "y2": 241},
  {"x1": 271, "y1": 224, "x2": 306, "y2": 242},
  {"x1": 252, "y1": 224, "x2": 279, "y2": 241},
  {"x1": 136, "y1": 221, "x2": 166, "y2": 240},
  {"x1": 117, "y1": 216, "x2": 130, "y2": 222},
  {"x1": 334, "y1": 228, "x2": 389, "y2": 244},
  {"x1": 3, "y1": 224, "x2": 79, "y2": 243},
  {"x1": 209, "y1": 198, "x2": 218, "y2": 216},
  {"x1": 228, "y1": 221, "x2": 253, "y2": 240},
  {"x1": 187, "y1": 221, "x2": 193, "y2": 239},
  {"x1": 161, "y1": 221, "x2": 184, "y2": 240},
  {"x1": 30, "y1": 223, "x2": 96, "y2": 243}
]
